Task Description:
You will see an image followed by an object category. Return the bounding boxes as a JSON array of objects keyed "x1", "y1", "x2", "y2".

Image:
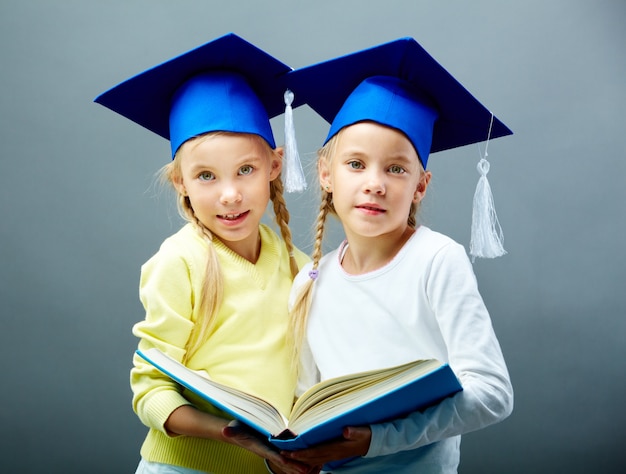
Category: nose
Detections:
[
  {"x1": 364, "y1": 170, "x2": 385, "y2": 195},
  {"x1": 219, "y1": 182, "x2": 243, "y2": 205}
]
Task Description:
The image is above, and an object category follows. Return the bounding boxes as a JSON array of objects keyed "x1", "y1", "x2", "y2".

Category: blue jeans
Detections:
[{"x1": 135, "y1": 459, "x2": 210, "y2": 474}]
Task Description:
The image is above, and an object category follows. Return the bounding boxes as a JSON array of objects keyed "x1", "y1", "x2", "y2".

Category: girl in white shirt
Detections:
[{"x1": 284, "y1": 37, "x2": 514, "y2": 473}]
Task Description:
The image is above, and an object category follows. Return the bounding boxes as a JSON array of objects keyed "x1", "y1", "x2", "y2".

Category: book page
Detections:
[{"x1": 289, "y1": 359, "x2": 442, "y2": 434}]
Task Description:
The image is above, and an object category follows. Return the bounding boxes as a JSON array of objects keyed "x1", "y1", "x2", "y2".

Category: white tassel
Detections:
[
  {"x1": 283, "y1": 89, "x2": 306, "y2": 193},
  {"x1": 469, "y1": 114, "x2": 506, "y2": 261}
]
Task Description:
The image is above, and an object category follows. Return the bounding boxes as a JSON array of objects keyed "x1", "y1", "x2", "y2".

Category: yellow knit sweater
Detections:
[{"x1": 131, "y1": 223, "x2": 309, "y2": 473}]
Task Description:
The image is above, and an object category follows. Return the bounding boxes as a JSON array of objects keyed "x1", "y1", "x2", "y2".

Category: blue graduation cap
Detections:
[
  {"x1": 289, "y1": 37, "x2": 512, "y2": 259},
  {"x1": 287, "y1": 37, "x2": 512, "y2": 169},
  {"x1": 95, "y1": 33, "x2": 302, "y2": 159}
]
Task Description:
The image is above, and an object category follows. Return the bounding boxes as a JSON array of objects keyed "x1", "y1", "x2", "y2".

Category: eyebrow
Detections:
[
  {"x1": 339, "y1": 150, "x2": 416, "y2": 165},
  {"x1": 187, "y1": 154, "x2": 265, "y2": 173},
  {"x1": 337, "y1": 149, "x2": 367, "y2": 160},
  {"x1": 388, "y1": 154, "x2": 416, "y2": 166}
]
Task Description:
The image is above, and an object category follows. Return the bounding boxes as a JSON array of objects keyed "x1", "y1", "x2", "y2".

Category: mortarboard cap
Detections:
[
  {"x1": 95, "y1": 33, "x2": 298, "y2": 157},
  {"x1": 287, "y1": 37, "x2": 512, "y2": 168}
]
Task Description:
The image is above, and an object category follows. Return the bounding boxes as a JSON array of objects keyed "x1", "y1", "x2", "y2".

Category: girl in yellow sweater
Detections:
[{"x1": 96, "y1": 33, "x2": 313, "y2": 474}]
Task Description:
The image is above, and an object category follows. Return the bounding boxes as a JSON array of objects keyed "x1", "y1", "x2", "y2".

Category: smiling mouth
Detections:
[{"x1": 218, "y1": 211, "x2": 248, "y2": 220}]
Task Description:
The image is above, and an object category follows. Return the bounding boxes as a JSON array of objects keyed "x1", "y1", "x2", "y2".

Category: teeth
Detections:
[{"x1": 221, "y1": 213, "x2": 242, "y2": 220}]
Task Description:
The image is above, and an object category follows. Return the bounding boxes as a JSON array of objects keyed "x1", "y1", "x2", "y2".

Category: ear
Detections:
[
  {"x1": 318, "y1": 156, "x2": 332, "y2": 192},
  {"x1": 413, "y1": 171, "x2": 432, "y2": 203},
  {"x1": 172, "y1": 175, "x2": 188, "y2": 196},
  {"x1": 269, "y1": 147, "x2": 283, "y2": 181}
]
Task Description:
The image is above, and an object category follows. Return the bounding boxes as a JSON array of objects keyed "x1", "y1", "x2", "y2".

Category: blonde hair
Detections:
[
  {"x1": 160, "y1": 132, "x2": 299, "y2": 363},
  {"x1": 288, "y1": 130, "x2": 424, "y2": 365}
]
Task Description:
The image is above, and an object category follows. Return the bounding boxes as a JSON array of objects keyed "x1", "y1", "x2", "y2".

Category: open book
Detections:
[{"x1": 137, "y1": 348, "x2": 462, "y2": 450}]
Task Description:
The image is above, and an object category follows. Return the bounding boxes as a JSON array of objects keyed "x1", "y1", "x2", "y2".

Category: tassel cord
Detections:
[{"x1": 283, "y1": 89, "x2": 306, "y2": 193}]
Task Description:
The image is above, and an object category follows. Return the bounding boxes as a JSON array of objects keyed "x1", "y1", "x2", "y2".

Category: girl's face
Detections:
[
  {"x1": 176, "y1": 133, "x2": 281, "y2": 259},
  {"x1": 319, "y1": 121, "x2": 430, "y2": 242}
]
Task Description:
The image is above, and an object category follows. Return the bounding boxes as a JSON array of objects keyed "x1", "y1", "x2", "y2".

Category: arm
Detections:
[
  {"x1": 131, "y1": 245, "x2": 197, "y2": 431},
  {"x1": 365, "y1": 242, "x2": 513, "y2": 458}
]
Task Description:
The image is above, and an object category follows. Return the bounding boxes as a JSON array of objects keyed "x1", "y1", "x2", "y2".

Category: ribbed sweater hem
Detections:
[{"x1": 140, "y1": 429, "x2": 268, "y2": 473}]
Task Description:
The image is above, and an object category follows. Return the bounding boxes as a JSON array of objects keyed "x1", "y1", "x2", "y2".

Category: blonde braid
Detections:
[
  {"x1": 288, "y1": 191, "x2": 332, "y2": 365},
  {"x1": 270, "y1": 174, "x2": 299, "y2": 278},
  {"x1": 408, "y1": 202, "x2": 417, "y2": 229},
  {"x1": 408, "y1": 162, "x2": 428, "y2": 229},
  {"x1": 309, "y1": 191, "x2": 333, "y2": 273}
]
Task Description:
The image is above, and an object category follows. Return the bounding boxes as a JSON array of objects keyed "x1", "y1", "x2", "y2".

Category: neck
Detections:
[
  {"x1": 218, "y1": 229, "x2": 262, "y2": 264},
  {"x1": 341, "y1": 226, "x2": 415, "y2": 275}
]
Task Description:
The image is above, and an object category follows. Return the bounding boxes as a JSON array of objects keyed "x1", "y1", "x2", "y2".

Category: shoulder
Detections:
[
  {"x1": 409, "y1": 226, "x2": 469, "y2": 262},
  {"x1": 413, "y1": 225, "x2": 460, "y2": 248},
  {"x1": 408, "y1": 227, "x2": 480, "y2": 291},
  {"x1": 142, "y1": 224, "x2": 206, "y2": 274},
  {"x1": 160, "y1": 223, "x2": 206, "y2": 252},
  {"x1": 393, "y1": 227, "x2": 474, "y2": 282}
]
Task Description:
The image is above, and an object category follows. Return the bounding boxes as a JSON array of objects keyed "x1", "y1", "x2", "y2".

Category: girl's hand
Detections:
[
  {"x1": 281, "y1": 426, "x2": 371, "y2": 467},
  {"x1": 222, "y1": 420, "x2": 321, "y2": 474}
]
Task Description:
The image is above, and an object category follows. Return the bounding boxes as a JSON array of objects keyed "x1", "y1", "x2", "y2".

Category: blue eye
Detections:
[
  {"x1": 239, "y1": 165, "x2": 253, "y2": 176},
  {"x1": 198, "y1": 171, "x2": 214, "y2": 181},
  {"x1": 348, "y1": 160, "x2": 364, "y2": 170}
]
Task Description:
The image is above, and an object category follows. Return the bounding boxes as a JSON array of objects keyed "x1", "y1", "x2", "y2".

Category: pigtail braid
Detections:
[
  {"x1": 408, "y1": 161, "x2": 428, "y2": 229},
  {"x1": 408, "y1": 202, "x2": 418, "y2": 229},
  {"x1": 270, "y1": 174, "x2": 299, "y2": 278},
  {"x1": 288, "y1": 190, "x2": 332, "y2": 366}
]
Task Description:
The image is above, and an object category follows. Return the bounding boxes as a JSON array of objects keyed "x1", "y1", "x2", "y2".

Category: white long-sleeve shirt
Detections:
[{"x1": 291, "y1": 226, "x2": 513, "y2": 473}]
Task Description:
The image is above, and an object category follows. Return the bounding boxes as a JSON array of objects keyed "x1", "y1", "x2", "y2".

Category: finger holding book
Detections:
[{"x1": 281, "y1": 426, "x2": 371, "y2": 468}]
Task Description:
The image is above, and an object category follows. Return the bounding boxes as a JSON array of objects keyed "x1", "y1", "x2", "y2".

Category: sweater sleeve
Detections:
[
  {"x1": 367, "y1": 242, "x2": 513, "y2": 457},
  {"x1": 130, "y1": 238, "x2": 198, "y2": 434}
]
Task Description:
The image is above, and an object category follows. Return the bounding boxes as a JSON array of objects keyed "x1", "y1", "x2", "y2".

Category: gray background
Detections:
[{"x1": 1, "y1": 0, "x2": 624, "y2": 472}]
